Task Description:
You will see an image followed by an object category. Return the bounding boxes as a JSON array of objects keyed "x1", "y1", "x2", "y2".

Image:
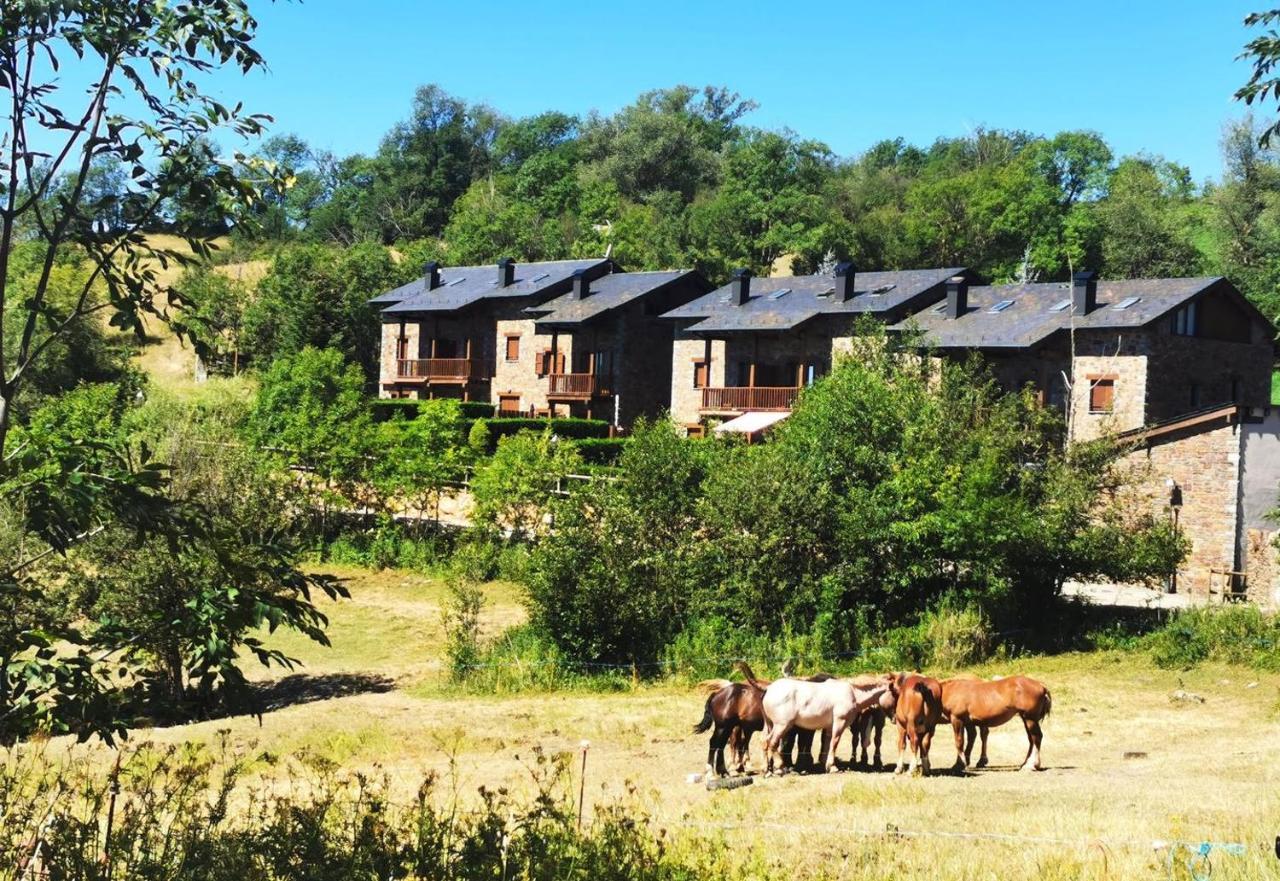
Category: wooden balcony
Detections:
[
  {"x1": 547, "y1": 372, "x2": 606, "y2": 399},
  {"x1": 701, "y1": 386, "x2": 799, "y2": 413},
  {"x1": 396, "y1": 358, "x2": 486, "y2": 382}
]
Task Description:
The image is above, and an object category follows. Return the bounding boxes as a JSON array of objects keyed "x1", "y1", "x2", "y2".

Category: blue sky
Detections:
[{"x1": 196, "y1": 0, "x2": 1262, "y2": 182}]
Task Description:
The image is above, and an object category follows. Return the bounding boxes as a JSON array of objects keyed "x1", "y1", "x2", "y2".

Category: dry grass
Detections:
[{"x1": 32, "y1": 566, "x2": 1280, "y2": 879}]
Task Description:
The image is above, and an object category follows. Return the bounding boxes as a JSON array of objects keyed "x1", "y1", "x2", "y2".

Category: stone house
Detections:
[
  {"x1": 1113, "y1": 405, "x2": 1280, "y2": 606},
  {"x1": 521, "y1": 268, "x2": 712, "y2": 425},
  {"x1": 893, "y1": 272, "x2": 1276, "y2": 442},
  {"x1": 372, "y1": 258, "x2": 613, "y2": 406},
  {"x1": 660, "y1": 263, "x2": 968, "y2": 431}
]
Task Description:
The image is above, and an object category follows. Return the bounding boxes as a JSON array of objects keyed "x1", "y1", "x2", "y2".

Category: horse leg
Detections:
[
  {"x1": 710, "y1": 723, "x2": 732, "y2": 777},
  {"x1": 827, "y1": 721, "x2": 846, "y2": 774},
  {"x1": 920, "y1": 727, "x2": 934, "y2": 777},
  {"x1": 894, "y1": 724, "x2": 908, "y2": 775},
  {"x1": 1021, "y1": 718, "x2": 1044, "y2": 772},
  {"x1": 963, "y1": 722, "x2": 978, "y2": 769},
  {"x1": 872, "y1": 716, "x2": 884, "y2": 769},
  {"x1": 950, "y1": 716, "x2": 967, "y2": 771},
  {"x1": 976, "y1": 725, "x2": 990, "y2": 768},
  {"x1": 737, "y1": 728, "x2": 753, "y2": 775},
  {"x1": 906, "y1": 728, "x2": 920, "y2": 776},
  {"x1": 858, "y1": 715, "x2": 871, "y2": 767}
]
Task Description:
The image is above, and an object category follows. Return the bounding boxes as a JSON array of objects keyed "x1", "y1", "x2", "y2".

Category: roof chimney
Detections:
[
  {"x1": 731, "y1": 268, "x2": 752, "y2": 306},
  {"x1": 834, "y1": 261, "x2": 856, "y2": 302},
  {"x1": 423, "y1": 261, "x2": 441, "y2": 290},
  {"x1": 1072, "y1": 270, "x2": 1097, "y2": 316},
  {"x1": 945, "y1": 275, "x2": 968, "y2": 319},
  {"x1": 497, "y1": 257, "x2": 516, "y2": 287},
  {"x1": 571, "y1": 269, "x2": 590, "y2": 300}
]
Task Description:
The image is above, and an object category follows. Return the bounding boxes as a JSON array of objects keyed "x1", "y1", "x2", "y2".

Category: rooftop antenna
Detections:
[{"x1": 603, "y1": 242, "x2": 613, "y2": 259}]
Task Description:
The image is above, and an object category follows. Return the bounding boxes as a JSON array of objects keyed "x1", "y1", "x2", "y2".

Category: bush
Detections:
[
  {"x1": 661, "y1": 616, "x2": 836, "y2": 681},
  {"x1": 880, "y1": 602, "x2": 994, "y2": 671},
  {"x1": 370, "y1": 398, "x2": 495, "y2": 422},
  {"x1": 442, "y1": 580, "x2": 486, "y2": 681},
  {"x1": 453, "y1": 624, "x2": 632, "y2": 693},
  {"x1": 477, "y1": 417, "x2": 610, "y2": 447},
  {"x1": 1, "y1": 742, "x2": 726, "y2": 881},
  {"x1": 323, "y1": 524, "x2": 455, "y2": 573},
  {"x1": 1141, "y1": 606, "x2": 1280, "y2": 670},
  {"x1": 573, "y1": 437, "x2": 629, "y2": 465}
]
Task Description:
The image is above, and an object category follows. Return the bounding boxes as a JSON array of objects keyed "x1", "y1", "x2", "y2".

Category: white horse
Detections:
[{"x1": 761, "y1": 678, "x2": 889, "y2": 774}]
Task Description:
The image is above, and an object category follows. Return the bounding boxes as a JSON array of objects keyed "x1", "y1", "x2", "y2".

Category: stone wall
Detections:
[
  {"x1": 377, "y1": 319, "x2": 420, "y2": 398},
  {"x1": 670, "y1": 334, "x2": 725, "y2": 426},
  {"x1": 492, "y1": 316, "x2": 575, "y2": 415},
  {"x1": 1116, "y1": 419, "x2": 1243, "y2": 597}
]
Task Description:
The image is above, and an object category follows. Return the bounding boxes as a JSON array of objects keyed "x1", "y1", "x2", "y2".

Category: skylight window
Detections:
[
  {"x1": 530, "y1": 272, "x2": 551, "y2": 283},
  {"x1": 988, "y1": 299, "x2": 1015, "y2": 313},
  {"x1": 767, "y1": 288, "x2": 791, "y2": 300},
  {"x1": 817, "y1": 287, "x2": 835, "y2": 298},
  {"x1": 869, "y1": 284, "x2": 896, "y2": 295},
  {"x1": 1049, "y1": 299, "x2": 1071, "y2": 312},
  {"x1": 1113, "y1": 296, "x2": 1141, "y2": 310},
  {"x1": 933, "y1": 302, "x2": 948, "y2": 314},
  {"x1": 447, "y1": 277, "x2": 467, "y2": 287}
]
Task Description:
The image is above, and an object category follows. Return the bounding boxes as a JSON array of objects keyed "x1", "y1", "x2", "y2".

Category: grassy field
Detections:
[{"x1": 32, "y1": 565, "x2": 1280, "y2": 880}]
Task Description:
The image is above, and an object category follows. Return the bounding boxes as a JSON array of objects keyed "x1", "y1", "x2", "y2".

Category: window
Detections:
[
  {"x1": 692, "y1": 358, "x2": 708, "y2": 389},
  {"x1": 1173, "y1": 301, "x2": 1198, "y2": 336},
  {"x1": 988, "y1": 299, "x2": 1015, "y2": 313},
  {"x1": 498, "y1": 394, "x2": 521, "y2": 415},
  {"x1": 537, "y1": 350, "x2": 565, "y2": 376},
  {"x1": 505, "y1": 335, "x2": 521, "y2": 362},
  {"x1": 1088, "y1": 377, "x2": 1115, "y2": 414},
  {"x1": 395, "y1": 335, "x2": 408, "y2": 360}
]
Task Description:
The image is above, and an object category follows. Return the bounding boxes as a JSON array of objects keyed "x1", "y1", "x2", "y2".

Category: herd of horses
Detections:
[{"x1": 693, "y1": 662, "x2": 1052, "y2": 778}]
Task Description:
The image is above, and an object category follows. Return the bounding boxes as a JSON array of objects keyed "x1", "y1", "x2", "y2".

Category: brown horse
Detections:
[
  {"x1": 890, "y1": 673, "x2": 944, "y2": 776},
  {"x1": 692, "y1": 662, "x2": 824, "y2": 777},
  {"x1": 941, "y1": 675, "x2": 1052, "y2": 772},
  {"x1": 850, "y1": 673, "x2": 898, "y2": 768}
]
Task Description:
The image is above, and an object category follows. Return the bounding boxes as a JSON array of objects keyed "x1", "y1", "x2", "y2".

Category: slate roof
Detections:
[
  {"x1": 375, "y1": 259, "x2": 611, "y2": 316},
  {"x1": 526, "y1": 270, "x2": 707, "y2": 328},
  {"x1": 661, "y1": 268, "x2": 966, "y2": 334},
  {"x1": 890, "y1": 277, "x2": 1234, "y2": 349}
]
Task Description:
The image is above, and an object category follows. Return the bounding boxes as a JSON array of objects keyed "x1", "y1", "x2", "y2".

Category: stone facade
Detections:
[{"x1": 1116, "y1": 417, "x2": 1243, "y2": 597}]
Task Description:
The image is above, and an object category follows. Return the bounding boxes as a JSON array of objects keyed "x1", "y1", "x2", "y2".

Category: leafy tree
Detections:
[
  {"x1": 373, "y1": 399, "x2": 471, "y2": 527},
  {"x1": 245, "y1": 243, "x2": 397, "y2": 380},
  {"x1": 523, "y1": 420, "x2": 713, "y2": 664},
  {"x1": 69, "y1": 411, "x2": 346, "y2": 720},
  {"x1": 0, "y1": 0, "x2": 278, "y2": 743},
  {"x1": 173, "y1": 267, "x2": 250, "y2": 374},
  {"x1": 1096, "y1": 157, "x2": 1202, "y2": 278},
  {"x1": 1236, "y1": 10, "x2": 1280, "y2": 146},
  {"x1": 1207, "y1": 117, "x2": 1280, "y2": 323},
  {"x1": 469, "y1": 430, "x2": 582, "y2": 537}
]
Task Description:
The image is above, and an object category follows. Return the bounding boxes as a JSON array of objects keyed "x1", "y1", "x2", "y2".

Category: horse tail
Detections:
[
  {"x1": 692, "y1": 694, "x2": 715, "y2": 734},
  {"x1": 1041, "y1": 688, "x2": 1052, "y2": 721},
  {"x1": 733, "y1": 660, "x2": 765, "y2": 691}
]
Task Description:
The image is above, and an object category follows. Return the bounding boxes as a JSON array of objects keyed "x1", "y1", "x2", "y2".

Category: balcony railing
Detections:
[
  {"x1": 701, "y1": 386, "x2": 799, "y2": 412},
  {"x1": 396, "y1": 358, "x2": 484, "y2": 381},
  {"x1": 547, "y1": 372, "x2": 602, "y2": 398}
]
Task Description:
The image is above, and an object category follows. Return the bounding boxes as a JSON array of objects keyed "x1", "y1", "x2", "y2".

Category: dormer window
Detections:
[{"x1": 1173, "y1": 301, "x2": 1198, "y2": 336}]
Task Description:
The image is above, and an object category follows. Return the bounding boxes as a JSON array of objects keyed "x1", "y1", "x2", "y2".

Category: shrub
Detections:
[
  {"x1": 880, "y1": 602, "x2": 994, "y2": 670},
  {"x1": 474, "y1": 417, "x2": 610, "y2": 450},
  {"x1": 370, "y1": 399, "x2": 495, "y2": 422},
  {"x1": 454, "y1": 624, "x2": 632, "y2": 693},
  {"x1": 442, "y1": 579, "x2": 486, "y2": 681},
  {"x1": 1142, "y1": 606, "x2": 1280, "y2": 670},
  {"x1": 0, "y1": 742, "x2": 726, "y2": 881},
  {"x1": 661, "y1": 616, "x2": 836, "y2": 681},
  {"x1": 573, "y1": 437, "x2": 629, "y2": 465}
]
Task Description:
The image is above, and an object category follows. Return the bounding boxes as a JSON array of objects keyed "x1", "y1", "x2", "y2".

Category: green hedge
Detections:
[
  {"x1": 480, "y1": 417, "x2": 611, "y2": 441},
  {"x1": 573, "y1": 437, "x2": 629, "y2": 465},
  {"x1": 371, "y1": 399, "x2": 496, "y2": 422}
]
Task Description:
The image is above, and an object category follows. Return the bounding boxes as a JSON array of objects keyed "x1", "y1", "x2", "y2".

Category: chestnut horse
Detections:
[
  {"x1": 890, "y1": 673, "x2": 944, "y2": 776},
  {"x1": 941, "y1": 675, "x2": 1052, "y2": 772}
]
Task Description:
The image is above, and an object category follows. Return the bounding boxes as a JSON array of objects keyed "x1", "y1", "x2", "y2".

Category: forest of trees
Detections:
[{"x1": 208, "y1": 84, "x2": 1280, "y2": 325}]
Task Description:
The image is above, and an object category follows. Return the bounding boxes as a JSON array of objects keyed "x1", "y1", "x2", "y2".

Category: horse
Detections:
[
  {"x1": 692, "y1": 677, "x2": 767, "y2": 777},
  {"x1": 940, "y1": 675, "x2": 1052, "y2": 772},
  {"x1": 849, "y1": 673, "x2": 898, "y2": 768},
  {"x1": 757, "y1": 672, "x2": 888, "y2": 776},
  {"x1": 890, "y1": 673, "x2": 944, "y2": 776}
]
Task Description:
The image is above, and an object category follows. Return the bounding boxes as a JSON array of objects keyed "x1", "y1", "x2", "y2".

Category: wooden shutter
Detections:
[
  {"x1": 505, "y1": 335, "x2": 520, "y2": 361},
  {"x1": 693, "y1": 359, "x2": 708, "y2": 389},
  {"x1": 1088, "y1": 378, "x2": 1115, "y2": 413}
]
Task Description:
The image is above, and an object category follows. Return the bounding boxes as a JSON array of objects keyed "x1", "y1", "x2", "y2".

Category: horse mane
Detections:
[{"x1": 696, "y1": 678, "x2": 733, "y2": 696}]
